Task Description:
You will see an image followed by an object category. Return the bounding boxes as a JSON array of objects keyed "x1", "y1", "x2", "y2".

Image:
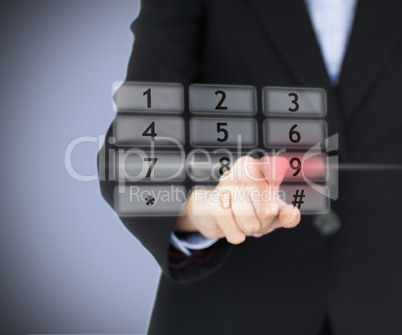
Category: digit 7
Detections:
[{"x1": 144, "y1": 157, "x2": 158, "y2": 178}]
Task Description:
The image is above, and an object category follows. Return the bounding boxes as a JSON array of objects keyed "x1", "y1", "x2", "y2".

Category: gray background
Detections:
[{"x1": 0, "y1": 1, "x2": 160, "y2": 334}]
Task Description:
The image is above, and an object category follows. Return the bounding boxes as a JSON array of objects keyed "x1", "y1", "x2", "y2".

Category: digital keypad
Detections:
[{"x1": 111, "y1": 82, "x2": 335, "y2": 216}]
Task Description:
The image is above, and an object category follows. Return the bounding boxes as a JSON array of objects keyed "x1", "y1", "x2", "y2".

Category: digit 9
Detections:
[{"x1": 289, "y1": 157, "x2": 302, "y2": 177}]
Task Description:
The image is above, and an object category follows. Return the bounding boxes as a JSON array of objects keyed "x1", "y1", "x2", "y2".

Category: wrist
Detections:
[{"x1": 174, "y1": 192, "x2": 198, "y2": 232}]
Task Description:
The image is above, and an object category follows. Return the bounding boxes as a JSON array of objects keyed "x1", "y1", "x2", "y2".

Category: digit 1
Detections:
[{"x1": 143, "y1": 88, "x2": 151, "y2": 108}]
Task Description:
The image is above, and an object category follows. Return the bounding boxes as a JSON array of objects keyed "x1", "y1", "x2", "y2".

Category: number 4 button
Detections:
[{"x1": 114, "y1": 116, "x2": 185, "y2": 147}]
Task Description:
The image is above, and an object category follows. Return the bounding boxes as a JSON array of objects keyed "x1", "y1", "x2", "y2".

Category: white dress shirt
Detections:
[
  {"x1": 171, "y1": 0, "x2": 358, "y2": 256},
  {"x1": 304, "y1": 0, "x2": 357, "y2": 85}
]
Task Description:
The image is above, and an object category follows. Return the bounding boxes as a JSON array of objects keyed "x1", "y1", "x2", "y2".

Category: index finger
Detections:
[{"x1": 259, "y1": 155, "x2": 289, "y2": 186}]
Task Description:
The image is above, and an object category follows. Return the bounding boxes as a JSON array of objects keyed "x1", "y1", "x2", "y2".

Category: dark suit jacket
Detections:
[{"x1": 99, "y1": 0, "x2": 402, "y2": 334}]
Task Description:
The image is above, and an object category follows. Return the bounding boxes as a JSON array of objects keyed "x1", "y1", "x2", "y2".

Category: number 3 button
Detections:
[{"x1": 262, "y1": 87, "x2": 326, "y2": 117}]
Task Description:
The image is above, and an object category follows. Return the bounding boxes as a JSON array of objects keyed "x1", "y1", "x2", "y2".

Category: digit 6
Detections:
[{"x1": 289, "y1": 124, "x2": 301, "y2": 143}]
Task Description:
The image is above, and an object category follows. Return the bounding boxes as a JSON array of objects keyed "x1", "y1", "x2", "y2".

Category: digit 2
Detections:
[{"x1": 215, "y1": 90, "x2": 228, "y2": 110}]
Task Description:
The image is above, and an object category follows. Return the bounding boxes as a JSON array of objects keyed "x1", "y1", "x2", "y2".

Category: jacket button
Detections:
[{"x1": 312, "y1": 210, "x2": 341, "y2": 237}]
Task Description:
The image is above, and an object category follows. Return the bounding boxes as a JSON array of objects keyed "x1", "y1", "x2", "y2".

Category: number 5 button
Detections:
[
  {"x1": 264, "y1": 120, "x2": 327, "y2": 149},
  {"x1": 190, "y1": 118, "x2": 257, "y2": 148}
]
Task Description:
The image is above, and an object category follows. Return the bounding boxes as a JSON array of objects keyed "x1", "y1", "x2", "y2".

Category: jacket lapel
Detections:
[
  {"x1": 246, "y1": 0, "x2": 348, "y2": 159},
  {"x1": 339, "y1": 0, "x2": 402, "y2": 123}
]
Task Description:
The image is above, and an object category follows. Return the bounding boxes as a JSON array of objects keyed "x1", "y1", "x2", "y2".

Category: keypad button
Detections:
[
  {"x1": 190, "y1": 84, "x2": 257, "y2": 115},
  {"x1": 114, "y1": 116, "x2": 185, "y2": 147},
  {"x1": 263, "y1": 87, "x2": 326, "y2": 117},
  {"x1": 187, "y1": 150, "x2": 243, "y2": 182},
  {"x1": 190, "y1": 118, "x2": 257, "y2": 148},
  {"x1": 114, "y1": 82, "x2": 184, "y2": 113},
  {"x1": 264, "y1": 120, "x2": 327, "y2": 149},
  {"x1": 116, "y1": 151, "x2": 186, "y2": 182},
  {"x1": 114, "y1": 185, "x2": 187, "y2": 217},
  {"x1": 280, "y1": 184, "x2": 330, "y2": 214},
  {"x1": 274, "y1": 152, "x2": 328, "y2": 182}
]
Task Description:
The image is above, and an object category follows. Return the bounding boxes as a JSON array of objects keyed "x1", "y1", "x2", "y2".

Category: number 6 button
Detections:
[{"x1": 264, "y1": 120, "x2": 327, "y2": 149}]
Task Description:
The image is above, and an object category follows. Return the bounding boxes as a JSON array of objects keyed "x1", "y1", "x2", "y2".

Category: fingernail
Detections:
[
  {"x1": 252, "y1": 233, "x2": 263, "y2": 238},
  {"x1": 287, "y1": 207, "x2": 297, "y2": 227}
]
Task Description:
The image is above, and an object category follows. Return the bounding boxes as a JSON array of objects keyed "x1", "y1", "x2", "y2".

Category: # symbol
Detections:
[
  {"x1": 145, "y1": 194, "x2": 156, "y2": 206},
  {"x1": 291, "y1": 189, "x2": 305, "y2": 209}
]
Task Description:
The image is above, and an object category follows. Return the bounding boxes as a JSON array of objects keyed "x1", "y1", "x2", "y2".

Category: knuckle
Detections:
[
  {"x1": 240, "y1": 220, "x2": 260, "y2": 233},
  {"x1": 232, "y1": 157, "x2": 243, "y2": 169},
  {"x1": 258, "y1": 208, "x2": 275, "y2": 222},
  {"x1": 269, "y1": 202, "x2": 279, "y2": 216},
  {"x1": 258, "y1": 203, "x2": 279, "y2": 222},
  {"x1": 200, "y1": 230, "x2": 218, "y2": 239},
  {"x1": 269, "y1": 202, "x2": 279, "y2": 215},
  {"x1": 234, "y1": 155, "x2": 254, "y2": 168},
  {"x1": 227, "y1": 233, "x2": 246, "y2": 245}
]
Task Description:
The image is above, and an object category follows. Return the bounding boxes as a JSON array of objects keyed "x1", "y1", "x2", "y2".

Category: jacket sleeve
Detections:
[{"x1": 98, "y1": 0, "x2": 233, "y2": 284}]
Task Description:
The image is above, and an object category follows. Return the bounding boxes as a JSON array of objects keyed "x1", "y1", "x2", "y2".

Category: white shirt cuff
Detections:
[{"x1": 170, "y1": 232, "x2": 219, "y2": 256}]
